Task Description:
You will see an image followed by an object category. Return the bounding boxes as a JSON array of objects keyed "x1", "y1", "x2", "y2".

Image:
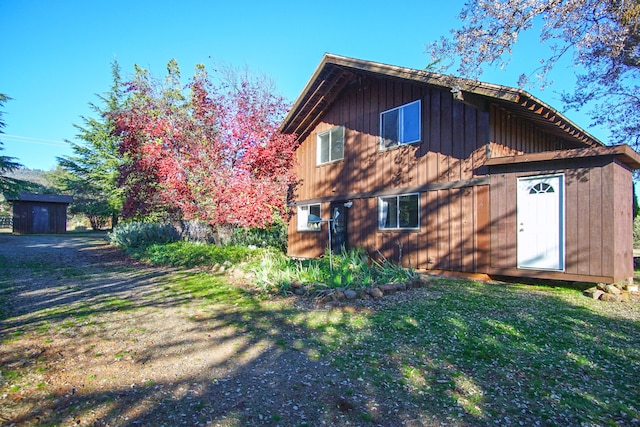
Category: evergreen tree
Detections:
[
  {"x1": 0, "y1": 94, "x2": 23, "y2": 197},
  {"x1": 55, "y1": 61, "x2": 125, "y2": 229}
]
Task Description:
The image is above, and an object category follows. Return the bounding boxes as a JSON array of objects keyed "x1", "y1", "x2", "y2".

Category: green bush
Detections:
[
  {"x1": 108, "y1": 222, "x2": 181, "y2": 249},
  {"x1": 634, "y1": 215, "x2": 640, "y2": 249},
  {"x1": 229, "y1": 220, "x2": 287, "y2": 252}
]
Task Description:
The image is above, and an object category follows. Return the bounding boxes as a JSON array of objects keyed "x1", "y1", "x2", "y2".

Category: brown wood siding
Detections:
[
  {"x1": 489, "y1": 105, "x2": 583, "y2": 158},
  {"x1": 487, "y1": 157, "x2": 632, "y2": 283},
  {"x1": 613, "y1": 162, "x2": 634, "y2": 280},
  {"x1": 291, "y1": 75, "x2": 491, "y2": 203},
  {"x1": 11, "y1": 202, "x2": 68, "y2": 234},
  {"x1": 288, "y1": 73, "x2": 604, "y2": 277}
]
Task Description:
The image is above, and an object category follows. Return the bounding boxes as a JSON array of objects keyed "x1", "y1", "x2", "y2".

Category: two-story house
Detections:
[{"x1": 281, "y1": 54, "x2": 640, "y2": 284}]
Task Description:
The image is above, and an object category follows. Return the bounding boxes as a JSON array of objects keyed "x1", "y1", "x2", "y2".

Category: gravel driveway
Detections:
[{"x1": 0, "y1": 234, "x2": 392, "y2": 427}]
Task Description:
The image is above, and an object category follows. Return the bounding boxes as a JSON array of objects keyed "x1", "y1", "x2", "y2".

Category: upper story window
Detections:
[
  {"x1": 378, "y1": 193, "x2": 420, "y2": 230},
  {"x1": 297, "y1": 203, "x2": 322, "y2": 231},
  {"x1": 317, "y1": 126, "x2": 344, "y2": 165},
  {"x1": 380, "y1": 100, "x2": 421, "y2": 149}
]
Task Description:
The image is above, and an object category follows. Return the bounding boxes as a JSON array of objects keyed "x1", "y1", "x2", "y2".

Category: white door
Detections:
[{"x1": 517, "y1": 174, "x2": 565, "y2": 271}]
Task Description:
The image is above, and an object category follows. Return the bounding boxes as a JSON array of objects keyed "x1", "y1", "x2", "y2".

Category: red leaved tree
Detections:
[{"x1": 113, "y1": 60, "x2": 298, "y2": 229}]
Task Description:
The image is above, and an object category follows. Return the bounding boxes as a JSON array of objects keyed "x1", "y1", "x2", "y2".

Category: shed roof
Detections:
[
  {"x1": 6, "y1": 192, "x2": 73, "y2": 204},
  {"x1": 485, "y1": 145, "x2": 640, "y2": 170},
  {"x1": 281, "y1": 53, "x2": 603, "y2": 148}
]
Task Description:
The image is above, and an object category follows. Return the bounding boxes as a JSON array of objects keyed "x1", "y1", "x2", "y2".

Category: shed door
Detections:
[
  {"x1": 32, "y1": 205, "x2": 50, "y2": 234},
  {"x1": 517, "y1": 174, "x2": 565, "y2": 271}
]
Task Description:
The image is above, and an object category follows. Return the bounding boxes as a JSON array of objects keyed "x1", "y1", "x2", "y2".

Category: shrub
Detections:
[
  {"x1": 108, "y1": 222, "x2": 180, "y2": 249},
  {"x1": 229, "y1": 220, "x2": 287, "y2": 252}
]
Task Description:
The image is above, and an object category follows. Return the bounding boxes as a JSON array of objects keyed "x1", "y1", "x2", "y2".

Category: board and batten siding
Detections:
[
  {"x1": 489, "y1": 104, "x2": 584, "y2": 158},
  {"x1": 12, "y1": 202, "x2": 69, "y2": 234},
  {"x1": 289, "y1": 75, "x2": 493, "y2": 272},
  {"x1": 488, "y1": 156, "x2": 634, "y2": 283},
  {"x1": 288, "y1": 73, "x2": 600, "y2": 274}
]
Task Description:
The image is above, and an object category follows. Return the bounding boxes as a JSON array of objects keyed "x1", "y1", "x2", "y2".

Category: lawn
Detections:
[
  {"x1": 111, "y1": 239, "x2": 640, "y2": 425},
  {"x1": 2, "y1": 234, "x2": 639, "y2": 425},
  {"x1": 253, "y1": 279, "x2": 640, "y2": 426}
]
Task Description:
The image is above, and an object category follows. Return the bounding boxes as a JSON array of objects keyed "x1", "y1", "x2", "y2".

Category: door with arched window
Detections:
[{"x1": 516, "y1": 174, "x2": 565, "y2": 270}]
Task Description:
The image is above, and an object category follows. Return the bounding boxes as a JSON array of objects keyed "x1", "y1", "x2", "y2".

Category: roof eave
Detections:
[{"x1": 281, "y1": 53, "x2": 605, "y2": 148}]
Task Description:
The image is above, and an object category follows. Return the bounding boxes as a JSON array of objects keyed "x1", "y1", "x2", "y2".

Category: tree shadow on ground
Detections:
[{"x1": 1, "y1": 235, "x2": 639, "y2": 426}]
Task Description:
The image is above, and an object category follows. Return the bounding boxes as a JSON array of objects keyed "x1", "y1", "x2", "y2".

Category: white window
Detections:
[
  {"x1": 297, "y1": 204, "x2": 322, "y2": 231},
  {"x1": 380, "y1": 100, "x2": 421, "y2": 149},
  {"x1": 317, "y1": 126, "x2": 344, "y2": 164},
  {"x1": 378, "y1": 194, "x2": 420, "y2": 230}
]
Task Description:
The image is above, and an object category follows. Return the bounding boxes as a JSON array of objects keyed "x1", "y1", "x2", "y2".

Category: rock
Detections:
[
  {"x1": 344, "y1": 290, "x2": 357, "y2": 300},
  {"x1": 379, "y1": 283, "x2": 397, "y2": 294},
  {"x1": 626, "y1": 283, "x2": 639, "y2": 292},
  {"x1": 583, "y1": 287, "x2": 604, "y2": 300},
  {"x1": 395, "y1": 282, "x2": 407, "y2": 292},
  {"x1": 293, "y1": 287, "x2": 305, "y2": 296},
  {"x1": 290, "y1": 281, "x2": 303, "y2": 289},
  {"x1": 413, "y1": 277, "x2": 429, "y2": 287},
  {"x1": 605, "y1": 284, "x2": 621, "y2": 295},
  {"x1": 332, "y1": 290, "x2": 346, "y2": 301},
  {"x1": 596, "y1": 283, "x2": 607, "y2": 292},
  {"x1": 600, "y1": 292, "x2": 620, "y2": 302},
  {"x1": 368, "y1": 287, "x2": 384, "y2": 298}
]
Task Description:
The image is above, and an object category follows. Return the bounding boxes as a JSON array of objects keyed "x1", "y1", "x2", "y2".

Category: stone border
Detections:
[{"x1": 289, "y1": 276, "x2": 432, "y2": 304}]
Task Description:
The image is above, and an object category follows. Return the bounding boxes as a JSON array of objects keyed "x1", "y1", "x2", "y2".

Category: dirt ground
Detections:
[{"x1": 0, "y1": 234, "x2": 410, "y2": 427}]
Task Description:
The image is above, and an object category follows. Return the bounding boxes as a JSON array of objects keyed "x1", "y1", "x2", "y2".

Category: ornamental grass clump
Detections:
[{"x1": 251, "y1": 247, "x2": 419, "y2": 295}]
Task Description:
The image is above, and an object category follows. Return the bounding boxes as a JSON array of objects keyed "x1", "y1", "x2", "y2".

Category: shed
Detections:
[{"x1": 7, "y1": 193, "x2": 73, "y2": 234}]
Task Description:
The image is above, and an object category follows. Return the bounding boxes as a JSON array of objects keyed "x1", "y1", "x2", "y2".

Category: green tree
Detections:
[
  {"x1": 0, "y1": 94, "x2": 23, "y2": 197},
  {"x1": 55, "y1": 62, "x2": 125, "y2": 229}
]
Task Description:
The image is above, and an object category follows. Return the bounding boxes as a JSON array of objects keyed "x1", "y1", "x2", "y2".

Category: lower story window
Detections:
[
  {"x1": 297, "y1": 204, "x2": 321, "y2": 231},
  {"x1": 378, "y1": 194, "x2": 419, "y2": 229}
]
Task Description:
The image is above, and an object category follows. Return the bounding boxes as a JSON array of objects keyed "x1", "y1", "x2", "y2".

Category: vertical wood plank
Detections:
[
  {"x1": 475, "y1": 184, "x2": 491, "y2": 272},
  {"x1": 588, "y1": 166, "x2": 602, "y2": 275},
  {"x1": 564, "y1": 168, "x2": 579, "y2": 274}
]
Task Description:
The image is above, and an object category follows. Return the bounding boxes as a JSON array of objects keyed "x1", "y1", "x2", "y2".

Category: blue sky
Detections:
[{"x1": 1, "y1": 0, "x2": 603, "y2": 171}]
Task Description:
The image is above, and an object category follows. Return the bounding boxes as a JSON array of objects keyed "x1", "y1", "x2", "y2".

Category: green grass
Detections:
[
  {"x1": 221, "y1": 278, "x2": 640, "y2": 426},
  {"x1": 2, "y1": 235, "x2": 638, "y2": 425},
  {"x1": 126, "y1": 241, "x2": 255, "y2": 267}
]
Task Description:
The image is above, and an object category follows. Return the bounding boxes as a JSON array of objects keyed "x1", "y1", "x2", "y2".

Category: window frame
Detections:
[
  {"x1": 316, "y1": 126, "x2": 345, "y2": 165},
  {"x1": 377, "y1": 193, "x2": 420, "y2": 230},
  {"x1": 297, "y1": 203, "x2": 322, "y2": 232},
  {"x1": 379, "y1": 100, "x2": 421, "y2": 149}
]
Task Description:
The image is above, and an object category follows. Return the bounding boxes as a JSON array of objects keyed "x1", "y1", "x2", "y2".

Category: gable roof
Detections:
[{"x1": 281, "y1": 53, "x2": 603, "y2": 148}]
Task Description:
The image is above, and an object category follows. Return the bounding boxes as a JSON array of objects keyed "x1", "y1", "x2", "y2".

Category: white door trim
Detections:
[{"x1": 516, "y1": 174, "x2": 565, "y2": 271}]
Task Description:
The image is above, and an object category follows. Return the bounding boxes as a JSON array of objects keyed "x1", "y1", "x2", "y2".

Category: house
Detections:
[
  {"x1": 280, "y1": 54, "x2": 640, "y2": 284},
  {"x1": 6, "y1": 193, "x2": 73, "y2": 234}
]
